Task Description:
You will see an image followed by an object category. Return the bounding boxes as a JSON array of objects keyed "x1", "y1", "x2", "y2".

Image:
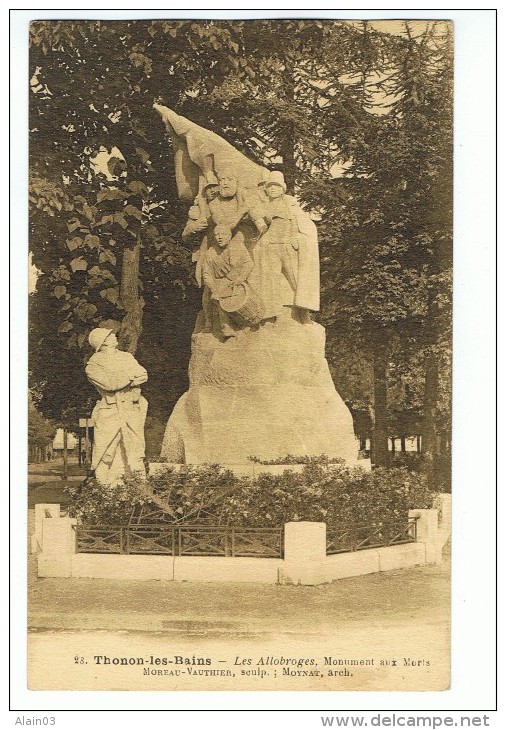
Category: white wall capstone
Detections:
[
  {"x1": 37, "y1": 508, "x2": 77, "y2": 578},
  {"x1": 280, "y1": 521, "x2": 327, "y2": 585},
  {"x1": 410, "y1": 494, "x2": 452, "y2": 565},
  {"x1": 409, "y1": 508, "x2": 439, "y2": 544},
  {"x1": 284, "y1": 521, "x2": 326, "y2": 561},
  {"x1": 433, "y1": 492, "x2": 452, "y2": 561},
  {"x1": 434, "y1": 493, "x2": 451, "y2": 530},
  {"x1": 34, "y1": 504, "x2": 451, "y2": 584},
  {"x1": 31, "y1": 503, "x2": 60, "y2": 554},
  {"x1": 41, "y1": 514, "x2": 77, "y2": 556}
]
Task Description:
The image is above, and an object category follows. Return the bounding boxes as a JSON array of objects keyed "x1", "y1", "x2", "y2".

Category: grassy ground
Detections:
[{"x1": 28, "y1": 457, "x2": 84, "y2": 507}]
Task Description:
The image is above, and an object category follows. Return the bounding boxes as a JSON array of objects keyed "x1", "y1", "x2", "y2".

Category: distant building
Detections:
[{"x1": 52, "y1": 428, "x2": 77, "y2": 453}]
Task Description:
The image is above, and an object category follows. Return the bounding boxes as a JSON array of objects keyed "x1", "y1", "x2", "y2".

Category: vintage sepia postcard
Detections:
[{"x1": 17, "y1": 11, "x2": 494, "y2": 709}]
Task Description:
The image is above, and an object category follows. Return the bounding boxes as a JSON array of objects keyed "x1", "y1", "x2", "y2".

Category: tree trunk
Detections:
[
  {"x1": 119, "y1": 234, "x2": 144, "y2": 354},
  {"x1": 421, "y1": 263, "x2": 444, "y2": 481},
  {"x1": 280, "y1": 134, "x2": 296, "y2": 195},
  {"x1": 371, "y1": 335, "x2": 389, "y2": 467},
  {"x1": 280, "y1": 57, "x2": 297, "y2": 195},
  {"x1": 422, "y1": 348, "x2": 438, "y2": 480},
  {"x1": 400, "y1": 435, "x2": 406, "y2": 453},
  {"x1": 85, "y1": 418, "x2": 91, "y2": 474},
  {"x1": 63, "y1": 427, "x2": 68, "y2": 480}
]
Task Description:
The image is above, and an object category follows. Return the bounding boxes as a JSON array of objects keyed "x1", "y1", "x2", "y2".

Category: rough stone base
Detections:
[{"x1": 161, "y1": 315, "x2": 359, "y2": 464}]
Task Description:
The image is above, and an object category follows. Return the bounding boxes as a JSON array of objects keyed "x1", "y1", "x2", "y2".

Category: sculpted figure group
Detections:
[
  {"x1": 84, "y1": 107, "x2": 326, "y2": 482},
  {"x1": 183, "y1": 168, "x2": 320, "y2": 339},
  {"x1": 84, "y1": 169, "x2": 321, "y2": 483}
]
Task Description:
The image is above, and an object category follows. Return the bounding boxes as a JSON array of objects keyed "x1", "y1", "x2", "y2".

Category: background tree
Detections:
[
  {"x1": 315, "y1": 21, "x2": 452, "y2": 473},
  {"x1": 28, "y1": 392, "x2": 58, "y2": 462},
  {"x1": 29, "y1": 20, "x2": 247, "y2": 430}
]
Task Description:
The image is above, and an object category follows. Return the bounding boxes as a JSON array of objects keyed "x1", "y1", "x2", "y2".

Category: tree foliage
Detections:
[
  {"x1": 316, "y1": 21, "x2": 452, "y2": 464},
  {"x1": 28, "y1": 392, "x2": 57, "y2": 453}
]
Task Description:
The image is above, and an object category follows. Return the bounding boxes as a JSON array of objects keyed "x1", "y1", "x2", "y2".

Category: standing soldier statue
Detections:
[{"x1": 85, "y1": 328, "x2": 148, "y2": 486}]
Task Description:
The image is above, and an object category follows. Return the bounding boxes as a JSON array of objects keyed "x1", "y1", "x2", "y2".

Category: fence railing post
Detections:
[
  {"x1": 38, "y1": 511, "x2": 77, "y2": 577},
  {"x1": 31, "y1": 503, "x2": 60, "y2": 554},
  {"x1": 279, "y1": 521, "x2": 327, "y2": 586},
  {"x1": 409, "y1": 508, "x2": 440, "y2": 563}
]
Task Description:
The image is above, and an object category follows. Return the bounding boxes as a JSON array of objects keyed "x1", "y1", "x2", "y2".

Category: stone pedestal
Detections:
[
  {"x1": 37, "y1": 509, "x2": 77, "y2": 578},
  {"x1": 279, "y1": 521, "x2": 327, "y2": 585},
  {"x1": 31, "y1": 503, "x2": 60, "y2": 554},
  {"x1": 161, "y1": 315, "x2": 359, "y2": 465}
]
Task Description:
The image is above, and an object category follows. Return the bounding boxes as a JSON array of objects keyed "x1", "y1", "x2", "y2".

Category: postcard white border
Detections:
[{"x1": 9, "y1": 4, "x2": 498, "y2": 723}]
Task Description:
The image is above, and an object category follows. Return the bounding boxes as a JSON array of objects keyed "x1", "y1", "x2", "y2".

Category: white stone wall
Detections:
[{"x1": 34, "y1": 497, "x2": 451, "y2": 585}]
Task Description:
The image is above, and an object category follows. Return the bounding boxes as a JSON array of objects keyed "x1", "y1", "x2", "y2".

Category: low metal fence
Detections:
[
  {"x1": 74, "y1": 524, "x2": 284, "y2": 558},
  {"x1": 74, "y1": 517, "x2": 418, "y2": 559},
  {"x1": 326, "y1": 517, "x2": 418, "y2": 555}
]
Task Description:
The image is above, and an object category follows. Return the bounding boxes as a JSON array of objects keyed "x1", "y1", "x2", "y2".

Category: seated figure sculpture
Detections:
[
  {"x1": 85, "y1": 328, "x2": 148, "y2": 486},
  {"x1": 201, "y1": 224, "x2": 257, "y2": 338},
  {"x1": 207, "y1": 168, "x2": 280, "y2": 322}
]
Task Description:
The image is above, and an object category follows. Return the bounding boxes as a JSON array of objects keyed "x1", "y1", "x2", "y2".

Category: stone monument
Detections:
[{"x1": 154, "y1": 105, "x2": 360, "y2": 465}]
